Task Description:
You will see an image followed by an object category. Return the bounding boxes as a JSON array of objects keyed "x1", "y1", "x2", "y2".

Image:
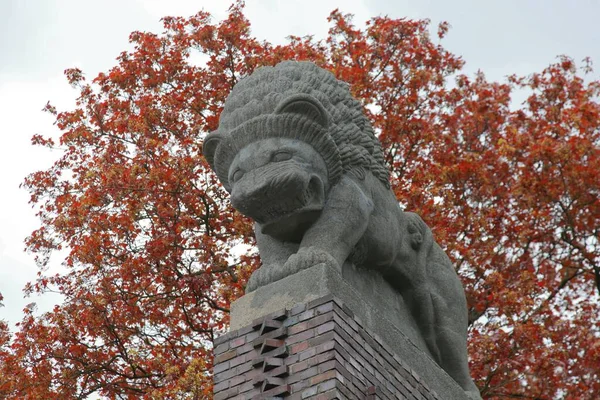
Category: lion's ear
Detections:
[
  {"x1": 274, "y1": 94, "x2": 329, "y2": 128},
  {"x1": 203, "y1": 131, "x2": 222, "y2": 168}
]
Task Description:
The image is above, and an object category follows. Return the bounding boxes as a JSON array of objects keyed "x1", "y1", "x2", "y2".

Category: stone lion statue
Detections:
[{"x1": 203, "y1": 61, "x2": 480, "y2": 398}]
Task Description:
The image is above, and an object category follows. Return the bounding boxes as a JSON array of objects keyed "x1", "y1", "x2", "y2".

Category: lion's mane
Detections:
[{"x1": 207, "y1": 61, "x2": 390, "y2": 191}]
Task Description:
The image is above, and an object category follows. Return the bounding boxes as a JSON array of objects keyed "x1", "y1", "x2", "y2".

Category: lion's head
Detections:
[{"x1": 203, "y1": 61, "x2": 389, "y2": 240}]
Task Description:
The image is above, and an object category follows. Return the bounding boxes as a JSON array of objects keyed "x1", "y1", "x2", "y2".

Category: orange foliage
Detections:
[{"x1": 1, "y1": 2, "x2": 598, "y2": 398}]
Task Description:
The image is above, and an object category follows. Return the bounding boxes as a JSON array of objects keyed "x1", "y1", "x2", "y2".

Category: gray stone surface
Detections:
[
  {"x1": 230, "y1": 261, "x2": 471, "y2": 399},
  {"x1": 203, "y1": 61, "x2": 481, "y2": 398}
]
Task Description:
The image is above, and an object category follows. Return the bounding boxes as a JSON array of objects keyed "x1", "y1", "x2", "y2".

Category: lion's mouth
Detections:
[
  {"x1": 258, "y1": 182, "x2": 317, "y2": 221},
  {"x1": 257, "y1": 176, "x2": 325, "y2": 238}
]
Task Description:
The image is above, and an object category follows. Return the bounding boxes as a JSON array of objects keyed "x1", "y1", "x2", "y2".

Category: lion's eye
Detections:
[
  {"x1": 272, "y1": 151, "x2": 292, "y2": 162},
  {"x1": 231, "y1": 169, "x2": 244, "y2": 182}
]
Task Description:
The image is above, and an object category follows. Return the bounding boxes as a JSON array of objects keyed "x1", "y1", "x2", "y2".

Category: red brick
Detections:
[
  {"x1": 289, "y1": 379, "x2": 308, "y2": 395},
  {"x1": 296, "y1": 308, "x2": 315, "y2": 323},
  {"x1": 309, "y1": 369, "x2": 336, "y2": 386},
  {"x1": 289, "y1": 359, "x2": 308, "y2": 374},
  {"x1": 236, "y1": 361, "x2": 253, "y2": 375},
  {"x1": 214, "y1": 342, "x2": 229, "y2": 355},
  {"x1": 214, "y1": 349, "x2": 237, "y2": 365},
  {"x1": 289, "y1": 341, "x2": 309, "y2": 354},
  {"x1": 229, "y1": 354, "x2": 246, "y2": 368},
  {"x1": 287, "y1": 328, "x2": 315, "y2": 345},
  {"x1": 316, "y1": 321, "x2": 335, "y2": 335},
  {"x1": 317, "y1": 360, "x2": 336, "y2": 374},
  {"x1": 307, "y1": 311, "x2": 335, "y2": 329},
  {"x1": 315, "y1": 351, "x2": 335, "y2": 365},
  {"x1": 287, "y1": 365, "x2": 318, "y2": 384},
  {"x1": 298, "y1": 346, "x2": 317, "y2": 361},
  {"x1": 312, "y1": 388, "x2": 341, "y2": 400},
  {"x1": 235, "y1": 343, "x2": 253, "y2": 356},
  {"x1": 316, "y1": 378, "x2": 337, "y2": 394},
  {"x1": 288, "y1": 320, "x2": 310, "y2": 335},
  {"x1": 230, "y1": 336, "x2": 246, "y2": 348},
  {"x1": 315, "y1": 339, "x2": 335, "y2": 353},
  {"x1": 229, "y1": 374, "x2": 246, "y2": 388},
  {"x1": 244, "y1": 330, "x2": 260, "y2": 343}
]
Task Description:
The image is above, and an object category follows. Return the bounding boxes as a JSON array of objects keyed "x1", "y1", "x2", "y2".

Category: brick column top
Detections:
[
  {"x1": 224, "y1": 263, "x2": 473, "y2": 399},
  {"x1": 215, "y1": 295, "x2": 471, "y2": 399}
]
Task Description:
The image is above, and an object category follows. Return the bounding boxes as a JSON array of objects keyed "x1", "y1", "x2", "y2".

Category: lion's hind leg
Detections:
[{"x1": 427, "y1": 291, "x2": 481, "y2": 399}]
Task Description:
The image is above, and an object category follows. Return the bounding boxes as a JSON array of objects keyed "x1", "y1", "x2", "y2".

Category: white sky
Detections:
[{"x1": 1, "y1": 0, "x2": 599, "y2": 329}]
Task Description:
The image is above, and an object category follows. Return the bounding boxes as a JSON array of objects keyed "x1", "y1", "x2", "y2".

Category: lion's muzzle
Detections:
[{"x1": 231, "y1": 165, "x2": 325, "y2": 238}]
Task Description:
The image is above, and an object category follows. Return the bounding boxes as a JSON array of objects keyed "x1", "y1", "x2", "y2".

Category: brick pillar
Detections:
[
  {"x1": 214, "y1": 295, "x2": 450, "y2": 399},
  {"x1": 213, "y1": 263, "x2": 472, "y2": 399}
]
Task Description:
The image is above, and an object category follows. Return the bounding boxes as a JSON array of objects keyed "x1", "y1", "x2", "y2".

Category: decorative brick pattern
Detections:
[{"x1": 213, "y1": 295, "x2": 443, "y2": 399}]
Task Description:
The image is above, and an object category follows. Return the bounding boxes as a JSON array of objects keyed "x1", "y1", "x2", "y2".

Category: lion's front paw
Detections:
[
  {"x1": 246, "y1": 249, "x2": 339, "y2": 293},
  {"x1": 282, "y1": 247, "x2": 339, "y2": 278}
]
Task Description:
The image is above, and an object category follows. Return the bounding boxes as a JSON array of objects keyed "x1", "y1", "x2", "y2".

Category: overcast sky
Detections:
[{"x1": 1, "y1": 0, "x2": 599, "y2": 328}]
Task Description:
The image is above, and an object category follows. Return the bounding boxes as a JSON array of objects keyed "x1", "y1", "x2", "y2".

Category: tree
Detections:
[{"x1": 2, "y1": 2, "x2": 598, "y2": 398}]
